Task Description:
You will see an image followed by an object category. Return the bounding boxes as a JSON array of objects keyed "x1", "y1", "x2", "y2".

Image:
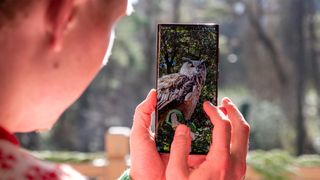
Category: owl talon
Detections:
[
  {"x1": 171, "y1": 112, "x2": 181, "y2": 129},
  {"x1": 190, "y1": 132, "x2": 195, "y2": 141}
]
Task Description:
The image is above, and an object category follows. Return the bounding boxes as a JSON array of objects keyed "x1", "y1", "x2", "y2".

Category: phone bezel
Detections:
[{"x1": 155, "y1": 23, "x2": 219, "y2": 155}]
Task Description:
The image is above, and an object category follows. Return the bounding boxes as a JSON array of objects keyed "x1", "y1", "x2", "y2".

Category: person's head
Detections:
[{"x1": 0, "y1": 0, "x2": 130, "y2": 132}]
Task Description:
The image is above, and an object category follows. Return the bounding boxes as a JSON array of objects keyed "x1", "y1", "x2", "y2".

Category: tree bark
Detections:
[
  {"x1": 307, "y1": 0, "x2": 320, "y2": 122},
  {"x1": 290, "y1": 0, "x2": 307, "y2": 155},
  {"x1": 142, "y1": 0, "x2": 160, "y2": 88},
  {"x1": 246, "y1": 2, "x2": 287, "y2": 85},
  {"x1": 247, "y1": 0, "x2": 313, "y2": 154},
  {"x1": 172, "y1": 0, "x2": 182, "y2": 22}
]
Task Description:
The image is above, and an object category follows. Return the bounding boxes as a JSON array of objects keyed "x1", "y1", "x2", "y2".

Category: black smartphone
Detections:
[{"x1": 155, "y1": 23, "x2": 219, "y2": 154}]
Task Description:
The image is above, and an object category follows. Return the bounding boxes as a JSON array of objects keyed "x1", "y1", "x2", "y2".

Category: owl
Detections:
[{"x1": 157, "y1": 57, "x2": 207, "y2": 126}]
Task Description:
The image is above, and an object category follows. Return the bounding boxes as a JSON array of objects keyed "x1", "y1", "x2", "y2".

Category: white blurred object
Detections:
[
  {"x1": 92, "y1": 158, "x2": 106, "y2": 166},
  {"x1": 313, "y1": 136, "x2": 320, "y2": 153},
  {"x1": 227, "y1": 53, "x2": 238, "y2": 63},
  {"x1": 127, "y1": 0, "x2": 139, "y2": 15},
  {"x1": 233, "y1": 2, "x2": 245, "y2": 15},
  {"x1": 102, "y1": 28, "x2": 115, "y2": 66},
  {"x1": 108, "y1": 126, "x2": 131, "y2": 136}
]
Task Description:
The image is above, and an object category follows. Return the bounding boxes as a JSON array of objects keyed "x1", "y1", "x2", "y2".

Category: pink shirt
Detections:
[{"x1": 0, "y1": 127, "x2": 86, "y2": 180}]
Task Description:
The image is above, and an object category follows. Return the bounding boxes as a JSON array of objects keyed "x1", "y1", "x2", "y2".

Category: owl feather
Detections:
[{"x1": 157, "y1": 58, "x2": 207, "y2": 125}]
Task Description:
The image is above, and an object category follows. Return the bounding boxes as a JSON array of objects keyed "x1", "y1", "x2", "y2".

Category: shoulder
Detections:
[{"x1": 0, "y1": 140, "x2": 86, "y2": 180}]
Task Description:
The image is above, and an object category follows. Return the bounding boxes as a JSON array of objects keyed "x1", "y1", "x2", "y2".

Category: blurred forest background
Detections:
[{"x1": 17, "y1": 0, "x2": 320, "y2": 156}]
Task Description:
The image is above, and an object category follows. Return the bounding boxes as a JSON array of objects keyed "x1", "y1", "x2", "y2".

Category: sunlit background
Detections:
[{"x1": 17, "y1": 0, "x2": 320, "y2": 178}]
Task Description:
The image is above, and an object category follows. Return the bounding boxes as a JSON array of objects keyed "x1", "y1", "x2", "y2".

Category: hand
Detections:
[
  {"x1": 130, "y1": 89, "x2": 166, "y2": 180},
  {"x1": 166, "y1": 98, "x2": 250, "y2": 180},
  {"x1": 129, "y1": 89, "x2": 206, "y2": 180}
]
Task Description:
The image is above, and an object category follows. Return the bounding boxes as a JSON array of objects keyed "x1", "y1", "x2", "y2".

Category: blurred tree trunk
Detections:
[
  {"x1": 140, "y1": 0, "x2": 161, "y2": 88},
  {"x1": 307, "y1": 0, "x2": 320, "y2": 122},
  {"x1": 288, "y1": 0, "x2": 306, "y2": 155},
  {"x1": 173, "y1": 0, "x2": 181, "y2": 22},
  {"x1": 246, "y1": 1, "x2": 287, "y2": 85},
  {"x1": 280, "y1": 0, "x2": 315, "y2": 155},
  {"x1": 245, "y1": 0, "x2": 315, "y2": 155}
]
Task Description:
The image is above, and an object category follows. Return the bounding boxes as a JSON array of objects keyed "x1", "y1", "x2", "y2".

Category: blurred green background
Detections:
[{"x1": 17, "y1": 0, "x2": 320, "y2": 160}]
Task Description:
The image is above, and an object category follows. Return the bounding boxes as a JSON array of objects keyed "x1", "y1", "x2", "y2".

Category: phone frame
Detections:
[{"x1": 155, "y1": 23, "x2": 219, "y2": 155}]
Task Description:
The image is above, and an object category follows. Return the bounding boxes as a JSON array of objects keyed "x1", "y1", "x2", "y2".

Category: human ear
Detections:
[{"x1": 46, "y1": 0, "x2": 74, "y2": 52}]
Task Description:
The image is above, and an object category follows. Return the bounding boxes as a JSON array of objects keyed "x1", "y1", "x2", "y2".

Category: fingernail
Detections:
[
  {"x1": 220, "y1": 107, "x2": 227, "y2": 115},
  {"x1": 224, "y1": 97, "x2": 231, "y2": 103},
  {"x1": 223, "y1": 97, "x2": 234, "y2": 106},
  {"x1": 175, "y1": 125, "x2": 189, "y2": 136},
  {"x1": 148, "y1": 89, "x2": 155, "y2": 96}
]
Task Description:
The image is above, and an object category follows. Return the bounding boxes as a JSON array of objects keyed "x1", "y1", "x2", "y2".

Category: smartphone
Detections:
[{"x1": 155, "y1": 24, "x2": 219, "y2": 154}]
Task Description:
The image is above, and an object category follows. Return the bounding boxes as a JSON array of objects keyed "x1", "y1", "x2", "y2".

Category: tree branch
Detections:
[{"x1": 245, "y1": 2, "x2": 287, "y2": 85}]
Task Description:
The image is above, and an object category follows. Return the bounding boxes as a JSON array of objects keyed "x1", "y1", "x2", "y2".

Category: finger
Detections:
[
  {"x1": 203, "y1": 101, "x2": 231, "y2": 161},
  {"x1": 219, "y1": 106, "x2": 227, "y2": 115},
  {"x1": 166, "y1": 125, "x2": 191, "y2": 179},
  {"x1": 131, "y1": 89, "x2": 157, "y2": 137},
  {"x1": 165, "y1": 154, "x2": 206, "y2": 170},
  {"x1": 161, "y1": 154, "x2": 205, "y2": 170},
  {"x1": 160, "y1": 154, "x2": 170, "y2": 167},
  {"x1": 222, "y1": 97, "x2": 250, "y2": 160},
  {"x1": 188, "y1": 155, "x2": 206, "y2": 168},
  {"x1": 130, "y1": 89, "x2": 161, "y2": 179}
]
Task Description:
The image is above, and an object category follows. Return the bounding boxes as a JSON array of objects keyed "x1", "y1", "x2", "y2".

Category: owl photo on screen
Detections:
[
  {"x1": 157, "y1": 57, "x2": 207, "y2": 129},
  {"x1": 156, "y1": 24, "x2": 218, "y2": 154}
]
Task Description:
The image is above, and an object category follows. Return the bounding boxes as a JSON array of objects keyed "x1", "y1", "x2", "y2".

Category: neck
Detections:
[
  {"x1": 0, "y1": 91, "x2": 23, "y2": 133},
  {"x1": 0, "y1": 62, "x2": 38, "y2": 133}
]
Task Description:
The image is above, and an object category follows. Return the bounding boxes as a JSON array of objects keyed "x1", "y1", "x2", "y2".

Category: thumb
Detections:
[
  {"x1": 166, "y1": 125, "x2": 191, "y2": 179},
  {"x1": 131, "y1": 89, "x2": 156, "y2": 137}
]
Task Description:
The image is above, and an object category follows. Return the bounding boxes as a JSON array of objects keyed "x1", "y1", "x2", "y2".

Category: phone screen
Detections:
[{"x1": 155, "y1": 24, "x2": 219, "y2": 154}]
